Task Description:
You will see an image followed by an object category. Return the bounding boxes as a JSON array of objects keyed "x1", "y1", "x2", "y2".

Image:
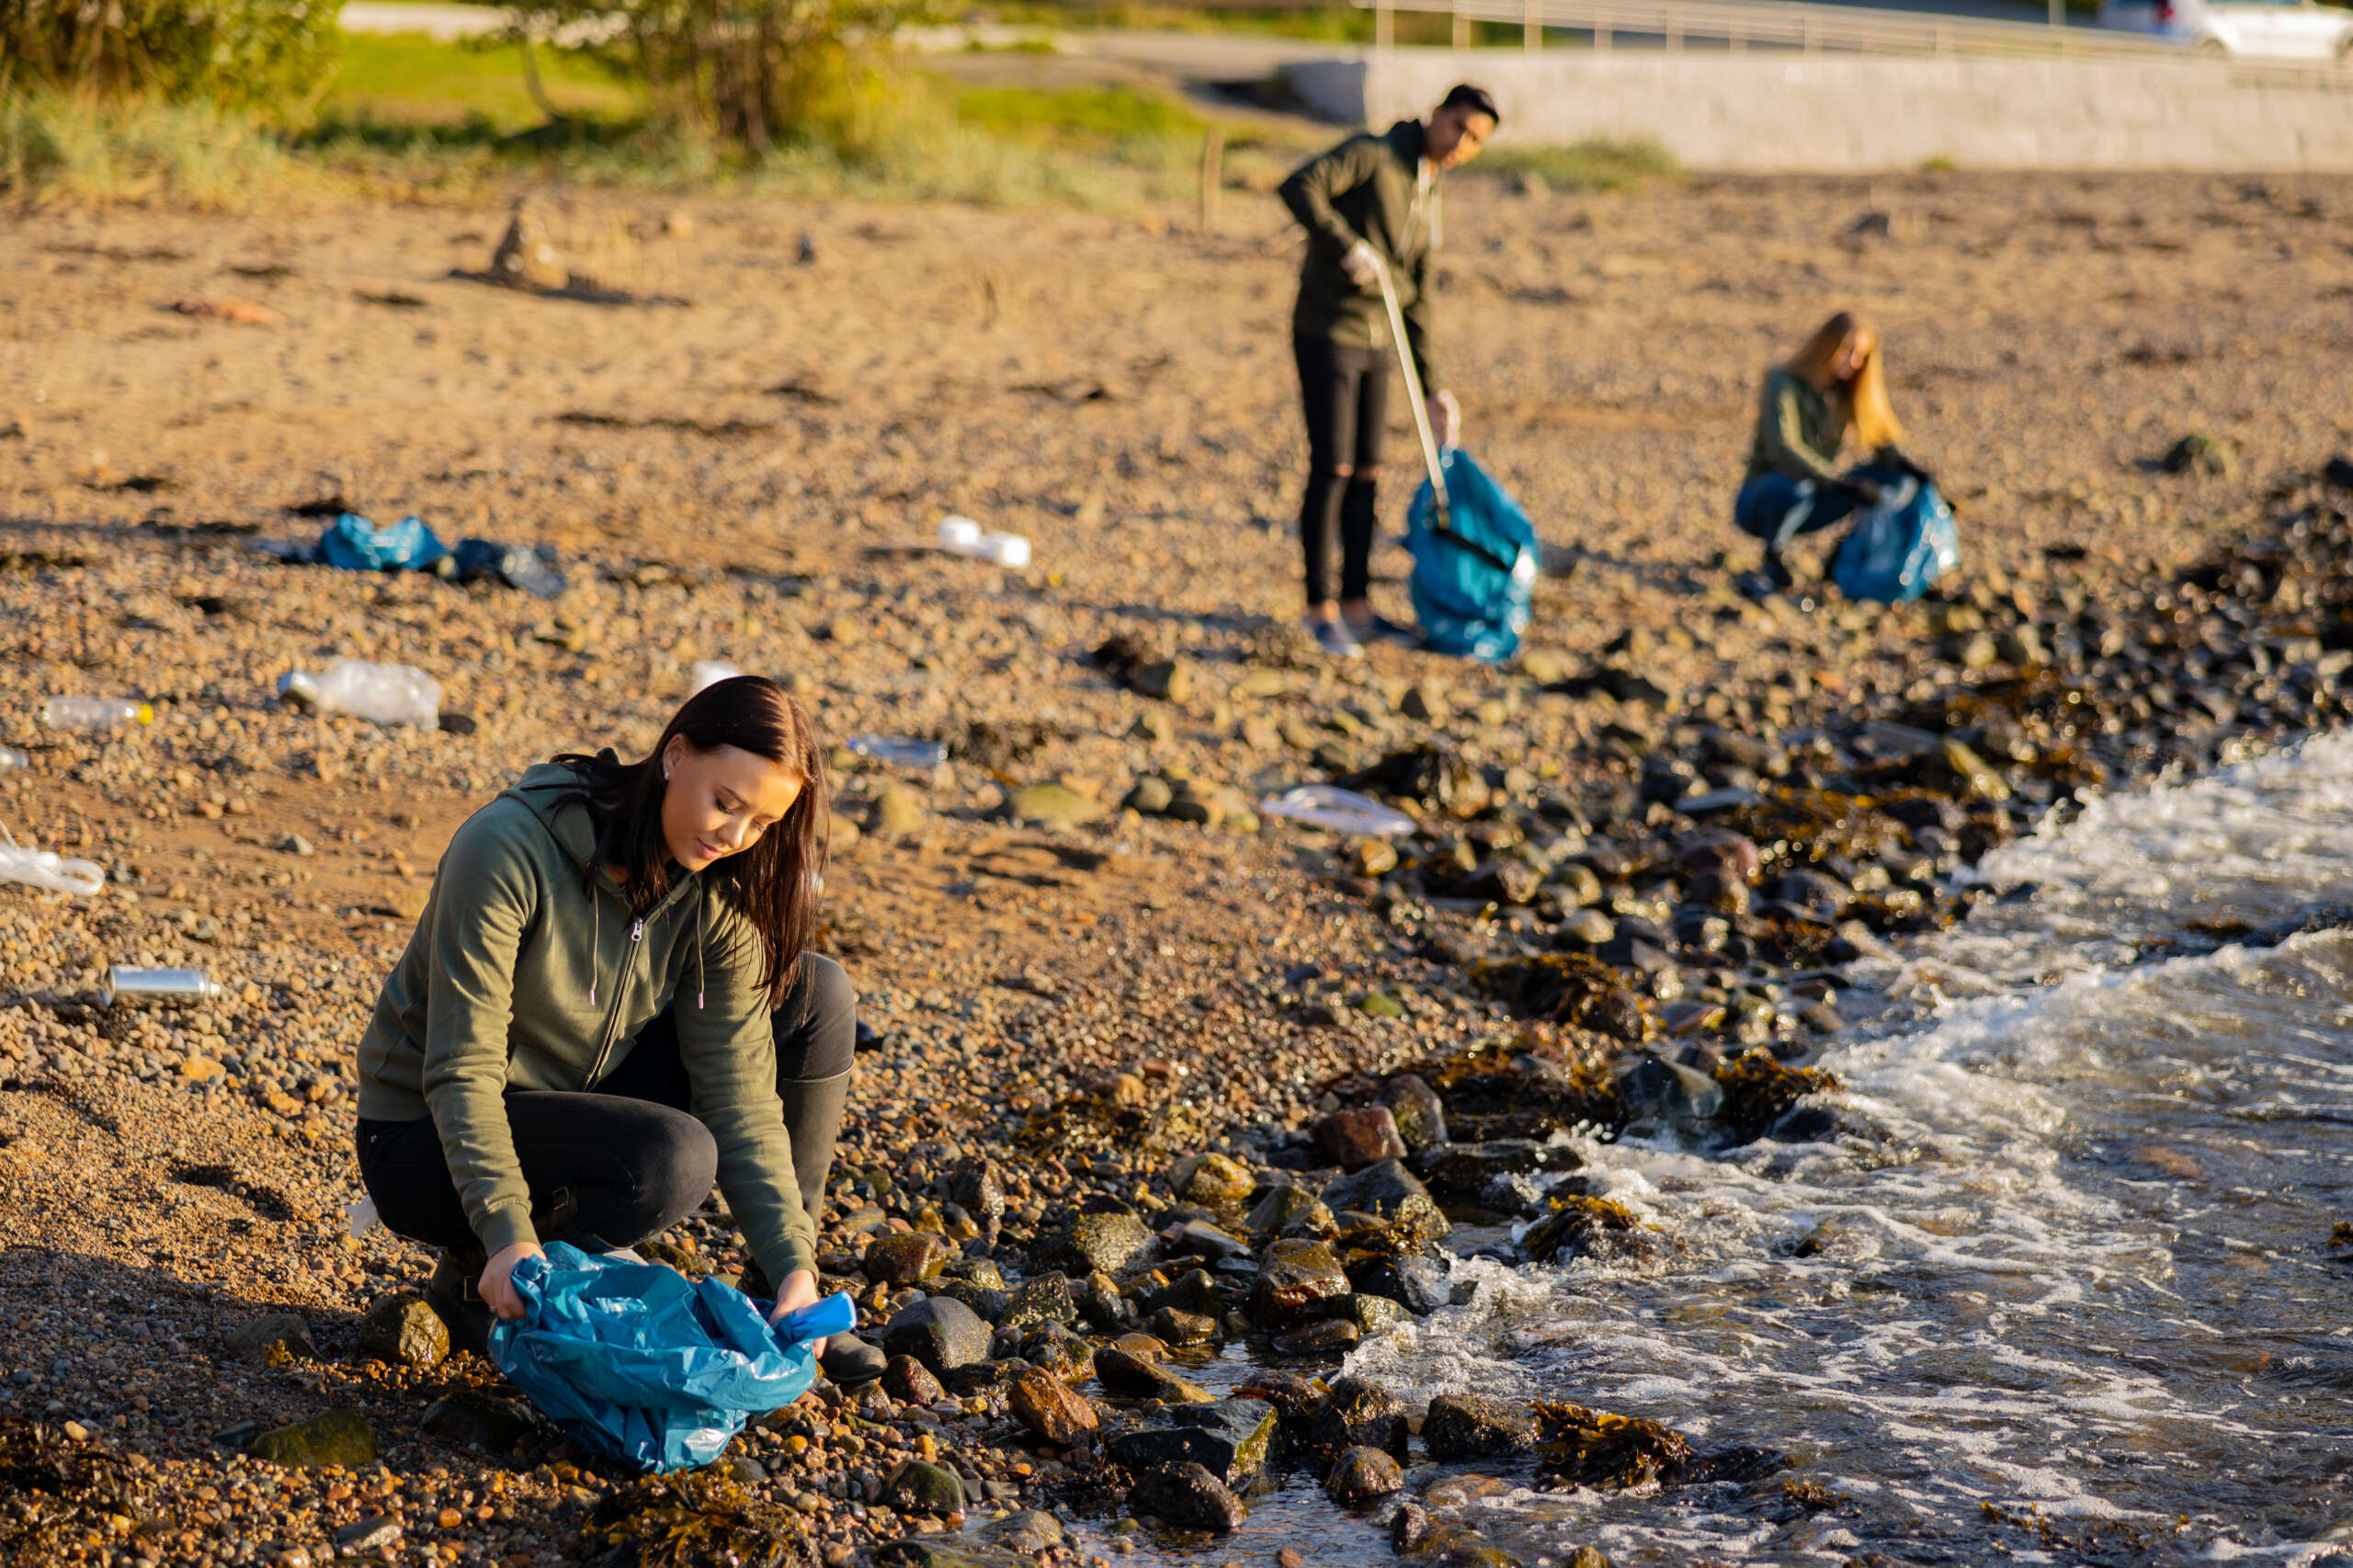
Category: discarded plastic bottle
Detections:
[
  {"x1": 42, "y1": 697, "x2": 153, "y2": 731},
  {"x1": 104, "y1": 967, "x2": 225, "y2": 1007},
  {"x1": 936, "y1": 517, "x2": 1031, "y2": 569},
  {"x1": 1257, "y1": 785, "x2": 1417, "y2": 836},
  {"x1": 278, "y1": 660, "x2": 441, "y2": 729},
  {"x1": 847, "y1": 734, "x2": 948, "y2": 770}
]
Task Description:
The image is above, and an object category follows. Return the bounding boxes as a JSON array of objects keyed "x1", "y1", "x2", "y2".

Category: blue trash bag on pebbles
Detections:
[
  {"x1": 1831, "y1": 477, "x2": 1960, "y2": 604},
  {"x1": 319, "y1": 512, "x2": 449, "y2": 573},
  {"x1": 1405, "y1": 449, "x2": 1540, "y2": 663},
  {"x1": 490, "y1": 1242, "x2": 857, "y2": 1473}
]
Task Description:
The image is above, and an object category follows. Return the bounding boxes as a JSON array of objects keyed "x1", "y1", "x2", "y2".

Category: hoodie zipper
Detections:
[{"x1": 585, "y1": 901, "x2": 650, "y2": 1082}]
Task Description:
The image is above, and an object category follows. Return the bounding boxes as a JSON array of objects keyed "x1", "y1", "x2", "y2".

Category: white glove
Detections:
[
  {"x1": 1341, "y1": 241, "x2": 1382, "y2": 289},
  {"x1": 1427, "y1": 390, "x2": 1461, "y2": 449}
]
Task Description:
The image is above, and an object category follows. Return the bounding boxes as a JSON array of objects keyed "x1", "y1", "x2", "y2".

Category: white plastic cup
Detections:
[
  {"x1": 938, "y1": 517, "x2": 983, "y2": 555},
  {"x1": 979, "y1": 532, "x2": 1031, "y2": 568}
]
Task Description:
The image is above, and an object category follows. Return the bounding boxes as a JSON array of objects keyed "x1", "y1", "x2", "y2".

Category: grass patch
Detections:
[
  {"x1": 0, "y1": 92, "x2": 313, "y2": 209},
  {"x1": 986, "y1": 2, "x2": 1376, "y2": 40},
  {"x1": 321, "y1": 32, "x2": 644, "y2": 133},
  {"x1": 951, "y1": 82, "x2": 1207, "y2": 143},
  {"x1": 1478, "y1": 137, "x2": 1678, "y2": 192}
]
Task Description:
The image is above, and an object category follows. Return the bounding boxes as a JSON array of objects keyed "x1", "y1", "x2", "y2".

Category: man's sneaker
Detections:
[
  {"x1": 426, "y1": 1248, "x2": 494, "y2": 1361},
  {"x1": 1304, "y1": 618, "x2": 1364, "y2": 660}
]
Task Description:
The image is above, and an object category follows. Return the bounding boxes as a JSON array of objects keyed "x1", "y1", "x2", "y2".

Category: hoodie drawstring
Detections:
[
  {"x1": 589, "y1": 883, "x2": 602, "y2": 1007},
  {"x1": 696, "y1": 885, "x2": 708, "y2": 1011}
]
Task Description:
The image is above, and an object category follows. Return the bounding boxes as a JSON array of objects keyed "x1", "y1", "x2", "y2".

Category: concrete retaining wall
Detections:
[{"x1": 1282, "y1": 50, "x2": 2353, "y2": 170}]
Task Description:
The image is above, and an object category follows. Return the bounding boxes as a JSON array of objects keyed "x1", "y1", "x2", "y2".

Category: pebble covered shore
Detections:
[{"x1": 3, "y1": 172, "x2": 2352, "y2": 1568}]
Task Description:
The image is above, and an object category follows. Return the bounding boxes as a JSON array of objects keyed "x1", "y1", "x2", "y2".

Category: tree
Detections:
[{"x1": 0, "y1": 0, "x2": 344, "y2": 120}]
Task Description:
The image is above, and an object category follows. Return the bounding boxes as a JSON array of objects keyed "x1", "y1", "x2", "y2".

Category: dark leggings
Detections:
[
  {"x1": 1734, "y1": 461, "x2": 1907, "y2": 558},
  {"x1": 356, "y1": 953, "x2": 856, "y2": 1265},
  {"x1": 1295, "y1": 335, "x2": 1391, "y2": 606}
]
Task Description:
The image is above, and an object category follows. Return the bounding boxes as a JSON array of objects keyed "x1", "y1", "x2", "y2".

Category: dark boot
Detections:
[{"x1": 426, "y1": 1246, "x2": 494, "y2": 1361}]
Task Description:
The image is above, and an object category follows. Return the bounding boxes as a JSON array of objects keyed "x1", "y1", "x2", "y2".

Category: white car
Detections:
[{"x1": 2097, "y1": 0, "x2": 2353, "y2": 58}]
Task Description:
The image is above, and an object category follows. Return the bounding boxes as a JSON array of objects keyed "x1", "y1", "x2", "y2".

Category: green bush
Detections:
[
  {"x1": 0, "y1": 91, "x2": 305, "y2": 206},
  {"x1": 0, "y1": 0, "x2": 345, "y2": 121}
]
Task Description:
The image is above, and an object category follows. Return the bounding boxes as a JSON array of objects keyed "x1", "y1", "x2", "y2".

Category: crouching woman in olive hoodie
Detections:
[{"x1": 353, "y1": 676, "x2": 860, "y2": 1363}]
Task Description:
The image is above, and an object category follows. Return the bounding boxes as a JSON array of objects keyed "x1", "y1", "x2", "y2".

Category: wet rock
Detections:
[
  {"x1": 1381, "y1": 1074, "x2": 1448, "y2": 1152},
  {"x1": 1519, "y1": 1196, "x2": 1641, "y2": 1263},
  {"x1": 1313, "y1": 1106, "x2": 1407, "y2": 1170},
  {"x1": 1612, "y1": 1051, "x2": 1723, "y2": 1127},
  {"x1": 1001, "y1": 1276, "x2": 1077, "y2": 1332},
  {"x1": 1167, "y1": 1219, "x2": 1249, "y2": 1261},
  {"x1": 225, "y1": 1312, "x2": 315, "y2": 1365},
  {"x1": 1427, "y1": 1551, "x2": 1527, "y2": 1568},
  {"x1": 948, "y1": 1158, "x2": 1006, "y2": 1227},
  {"x1": 1148, "y1": 1306, "x2": 1220, "y2": 1346},
  {"x1": 1476, "y1": 952, "x2": 1651, "y2": 1040},
  {"x1": 980, "y1": 1509, "x2": 1065, "y2": 1554},
  {"x1": 870, "y1": 783, "x2": 926, "y2": 837},
  {"x1": 1008, "y1": 1365, "x2": 1099, "y2": 1444},
  {"x1": 881, "y1": 1459, "x2": 965, "y2": 1515},
  {"x1": 1020, "y1": 1322, "x2": 1096, "y2": 1383},
  {"x1": 1934, "y1": 737, "x2": 2013, "y2": 803},
  {"x1": 875, "y1": 1546, "x2": 1032, "y2": 1568},
  {"x1": 1094, "y1": 1346, "x2": 1213, "y2": 1403},
  {"x1": 1390, "y1": 1500, "x2": 1434, "y2": 1551},
  {"x1": 1248, "y1": 1238, "x2": 1351, "y2": 1330},
  {"x1": 1533, "y1": 1401, "x2": 1694, "y2": 1489},
  {"x1": 864, "y1": 1230, "x2": 949, "y2": 1286},
  {"x1": 1553, "y1": 906, "x2": 1616, "y2": 948},
  {"x1": 1124, "y1": 776, "x2": 1175, "y2": 814},
  {"x1": 1341, "y1": 1250, "x2": 1451, "y2": 1316},
  {"x1": 1129, "y1": 1460, "x2": 1245, "y2": 1534},
  {"x1": 1415, "y1": 1139, "x2": 1582, "y2": 1199},
  {"x1": 1457, "y1": 859, "x2": 1541, "y2": 904},
  {"x1": 1324, "y1": 1443, "x2": 1405, "y2": 1503},
  {"x1": 1271, "y1": 1318, "x2": 1359, "y2": 1356},
  {"x1": 1715, "y1": 1049, "x2": 1842, "y2": 1142},
  {"x1": 883, "y1": 1355, "x2": 946, "y2": 1405},
  {"x1": 1142, "y1": 1267, "x2": 1224, "y2": 1319},
  {"x1": 821, "y1": 1335, "x2": 887, "y2": 1385},
  {"x1": 334, "y1": 1517, "x2": 402, "y2": 1555},
  {"x1": 1297, "y1": 1375, "x2": 1407, "y2": 1462},
  {"x1": 1332, "y1": 1292, "x2": 1410, "y2": 1335},
  {"x1": 1042, "y1": 1211, "x2": 1154, "y2": 1275},
  {"x1": 1165, "y1": 1151, "x2": 1255, "y2": 1206},
  {"x1": 1424, "y1": 1393, "x2": 1540, "y2": 1460},
  {"x1": 1319, "y1": 1160, "x2": 1449, "y2": 1243},
  {"x1": 1245, "y1": 1184, "x2": 1336, "y2": 1238},
  {"x1": 418, "y1": 1392, "x2": 534, "y2": 1452},
  {"x1": 250, "y1": 1410, "x2": 374, "y2": 1468},
  {"x1": 881, "y1": 1296, "x2": 992, "y2": 1375},
  {"x1": 1108, "y1": 1398, "x2": 1277, "y2": 1483},
  {"x1": 931, "y1": 1277, "x2": 1009, "y2": 1324}
]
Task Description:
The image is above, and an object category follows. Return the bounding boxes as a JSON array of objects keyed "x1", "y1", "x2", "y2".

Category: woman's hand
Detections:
[
  {"x1": 478, "y1": 1241, "x2": 545, "y2": 1321},
  {"x1": 767, "y1": 1267, "x2": 821, "y2": 1325}
]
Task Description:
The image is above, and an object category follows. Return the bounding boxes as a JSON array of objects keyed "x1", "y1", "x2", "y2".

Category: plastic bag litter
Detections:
[
  {"x1": 345, "y1": 1195, "x2": 380, "y2": 1242},
  {"x1": 1256, "y1": 786, "x2": 1416, "y2": 837},
  {"x1": 690, "y1": 660, "x2": 745, "y2": 693},
  {"x1": 449, "y1": 539, "x2": 568, "y2": 598},
  {"x1": 847, "y1": 734, "x2": 947, "y2": 770},
  {"x1": 1832, "y1": 477, "x2": 1960, "y2": 605},
  {"x1": 319, "y1": 512, "x2": 449, "y2": 573},
  {"x1": 0, "y1": 842, "x2": 106, "y2": 895},
  {"x1": 937, "y1": 517, "x2": 1031, "y2": 568},
  {"x1": 492, "y1": 1243, "x2": 857, "y2": 1473},
  {"x1": 1405, "y1": 449, "x2": 1539, "y2": 663}
]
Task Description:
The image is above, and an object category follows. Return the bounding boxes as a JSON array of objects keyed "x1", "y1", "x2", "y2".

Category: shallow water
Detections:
[{"x1": 1087, "y1": 733, "x2": 2353, "y2": 1567}]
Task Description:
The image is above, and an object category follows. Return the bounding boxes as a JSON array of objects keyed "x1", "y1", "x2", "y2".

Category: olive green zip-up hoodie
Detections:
[
  {"x1": 356, "y1": 760, "x2": 817, "y2": 1284},
  {"x1": 1279, "y1": 119, "x2": 1445, "y2": 392}
]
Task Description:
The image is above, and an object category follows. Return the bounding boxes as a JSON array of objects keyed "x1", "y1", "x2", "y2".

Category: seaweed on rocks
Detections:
[
  {"x1": 1519, "y1": 1196, "x2": 1641, "y2": 1264},
  {"x1": 580, "y1": 1471, "x2": 819, "y2": 1568},
  {"x1": 1717, "y1": 788, "x2": 1904, "y2": 873},
  {"x1": 0, "y1": 1421, "x2": 155, "y2": 1561},
  {"x1": 1404, "y1": 1031, "x2": 1624, "y2": 1142},
  {"x1": 1342, "y1": 745, "x2": 1492, "y2": 819},
  {"x1": 1472, "y1": 955, "x2": 1654, "y2": 1043},
  {"x1": 1531, "y1": 1402, "x2": 1694, "y2": 1490},
  {"x1": 1714, "y1": 1050, "x2": 1842, "y2": 1143}
]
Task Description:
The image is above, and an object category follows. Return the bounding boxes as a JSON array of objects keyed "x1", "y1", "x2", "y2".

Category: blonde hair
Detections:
[{"x1": 1786, "y1": 311, "x2": 1904, "y2": 451}]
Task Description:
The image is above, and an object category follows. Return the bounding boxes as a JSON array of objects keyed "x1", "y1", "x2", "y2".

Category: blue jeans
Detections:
[{"x1": 1734, "y1": 462, "x2": 1904, "y2": 556}]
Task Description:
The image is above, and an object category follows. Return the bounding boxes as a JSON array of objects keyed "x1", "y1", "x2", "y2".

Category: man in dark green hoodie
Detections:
[{"x1": 1279, "y1": 83, "x2": 1499, "y2": 658}]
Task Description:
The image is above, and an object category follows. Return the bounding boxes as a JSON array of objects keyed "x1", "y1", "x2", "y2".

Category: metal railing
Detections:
[{"x1": 1362, "y1": 0, "x2": 2211, "y2": 61}]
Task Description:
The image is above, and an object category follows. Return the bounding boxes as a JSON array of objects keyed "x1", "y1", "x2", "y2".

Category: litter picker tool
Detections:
[{"x1": 1374, "y1": 255, "x2": 1450, "y2": 532}]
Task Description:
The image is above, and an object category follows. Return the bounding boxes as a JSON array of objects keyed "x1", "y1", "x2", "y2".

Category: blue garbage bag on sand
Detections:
[
  {"x1": 1405, "y1": 449, "x2": 1540, "y2": 663},
  {"x1": 491, "y1": 1243, "x2": 857, "y2": 1473},
  {"x1": 1831, "y1": 478, "x2": 1959, "y2": 604},
  {"x1": 319, "y1": 512, "x2": 449, "y2": 573}
]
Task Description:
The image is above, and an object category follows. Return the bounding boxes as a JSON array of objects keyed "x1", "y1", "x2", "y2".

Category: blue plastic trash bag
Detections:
[
  {"x1": 1405, "y1": 449, "x2": 1540, "y2": 663},
  {"x1": 319, "y1": 512, "x2": 450, "y2": 573},
  {"x1": 491, "y1": 1243, "x2": 857, "y2": 1473},
  {"x1": 1831, "y1": 478, "x2": 1959, "y2": 604}
]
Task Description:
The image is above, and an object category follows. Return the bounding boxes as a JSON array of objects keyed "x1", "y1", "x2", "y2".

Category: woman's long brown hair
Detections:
[
  {"x1": 549, "y1": 676, "x2": 828, "y2": 1006},
  {"x1": 1786, "y1": 310, "x2": 1904, "y2": 452}
]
